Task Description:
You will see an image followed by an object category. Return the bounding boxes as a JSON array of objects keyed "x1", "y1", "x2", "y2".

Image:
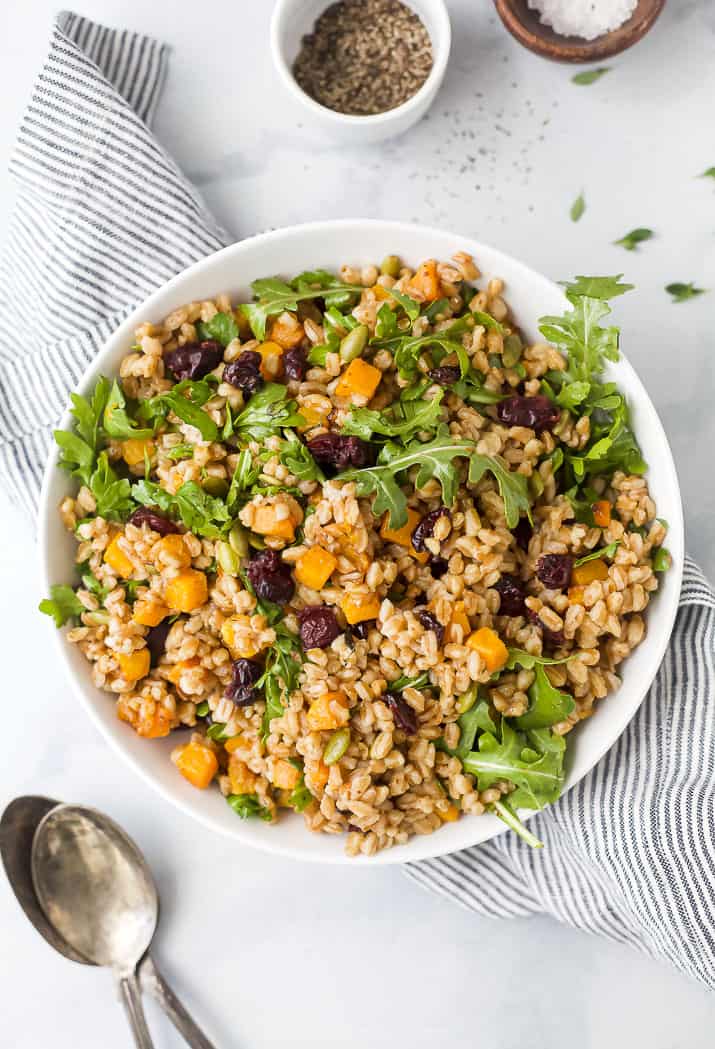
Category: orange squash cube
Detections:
[
  {"x1": 104, "y1": 534, "x2": 135, "y2": 578},
  {"x1": 439, "y1": 803, "x2": 460, "y2": 823},
  {"x1": 175, "y1": 741, "x2": 218, "y2": 789},
  {"x1": 380, "y1": 509, "x2": 429, "y2": 564},
  {"x1": 568, "y1": 586, "x2": 586, "y2": 606},
  {"x1": 166, "y1": 657, "x2": 200, "y2": 685},
  {"x1": 268, "y1": 312, "x2": 305, "y2": 349},
  {"x1": 307, "y1": 691, "x2": 350, "y2": 731},
  {"x1": 370, "y1": 283, "x2": 391, "y2": 301},
  {"x1": 295, "y1": 546, "x2": 337, "y2": 590},
  {"x1": 273, "y1": 758, "x2": 301, "y2": 790},
  {"x1": 572, "y1": 558, "x2": 609, "y2": 586},
  {"x1": 251, "y1": 505, "x2": 296, "y2": 540},
  {"x1": 165, "y1": 569, "x2": 208, "y2": 612},
  {"x1": 341, "y1": 592, "x2": 380, "y2": 625},
  {"x1": 117, "y1": 700, "x2": 174, "y2": 738},
  {"x1": 309, "y1": 761, "x2": 330, "y2": 789},
  {"x1": 224, "y1": 734, "x2": 253, "y2": 755},
  {"x1": 122, "y1": 438, "x2": 154, "y2": 467},
  {"x1": 297, "y1": 402, "x2": 331, "y2": 431},
  {"x1": 220, "y1": 614, "x2": 268, "y2": 659},
  {"x1": 228, "y1": 754, "x2": 258, "y2": 794},
  {"x1": 466, "y1": 627, "x2": 509, "y2": 673},
  {"x1": 407, "y1": 260, "x2": 440, "y2": 302},
  {"x1": 118, "y1": 648, "x2": 151, "y2": 682},
  {"x1": 153, "y1": 533, "x2": 191, "y2": 567},
  {"x1": 592, "y1": 500, "x2": 612, "y2": 528},
  {"x1": 257, "y1": 340, "x2": 284, "y2": 379},
  {"x1": 335, "y1": 358, "x2": 382, "y2": 401},
  {"x1": 133, "y1": 598, "x2": 170, "y2": 627}
]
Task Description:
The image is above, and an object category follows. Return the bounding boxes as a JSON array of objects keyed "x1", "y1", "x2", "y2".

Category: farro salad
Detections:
[{"x1": 42, "y1": 253, "x2": 670, "y2": 857}]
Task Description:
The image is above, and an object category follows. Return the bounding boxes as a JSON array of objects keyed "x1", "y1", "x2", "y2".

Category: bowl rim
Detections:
[
  {"x1": 269, "y1": 0, "x2": 452, "y2": 125},
  {"x1": 38, "y1": 218, "x2": 684, "y2": 865}
]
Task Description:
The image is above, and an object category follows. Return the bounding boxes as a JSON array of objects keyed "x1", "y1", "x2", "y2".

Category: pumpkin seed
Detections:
[
  {"x1": 323, "y1": 727, "x2": 351, "y2": 765},
  {"x1": 339, "y1": 324, "x2": 368, "y2": 363}
]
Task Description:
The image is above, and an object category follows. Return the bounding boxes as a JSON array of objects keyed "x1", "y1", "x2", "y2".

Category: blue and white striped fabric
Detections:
[{"x1": 3, "y1": 12, "x2": 714, "y2": 991}]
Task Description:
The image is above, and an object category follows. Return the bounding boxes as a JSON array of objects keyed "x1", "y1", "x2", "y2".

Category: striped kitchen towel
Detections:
[{"x1": 3, "y1": 11, "x2": 714, "y2": 992}]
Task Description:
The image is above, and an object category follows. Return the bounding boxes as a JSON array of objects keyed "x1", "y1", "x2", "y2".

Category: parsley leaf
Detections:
[
  {"x1": 131, "y1": 478, "x2": 231, "y2": 537},
  {"x1": 514, "y1": 665, "x2": 575, "y2": 730},
  {"x1": 39, "y1": 584, "x2": 84, "y2": 627},
  {"x1": 226, "y1": 794, "x2": 273, "y2": 821},
  {"x1": 463, "y1": 720, "x2": 566, "y2": 809},
  {"x1": 468, "y1": 453, "x2": 532, "y2": 529},
  {"x1": 665, "y1": 282, "x2": 707, "y2": 303},
  {"x1": 240, "y1": 271, "x2": 361, "y2": 341},
  {"x1": 614, "y1": 228, "x2": 654, "y2": 252},
  {"x1": 196, "y1": 311, "x2": 238, "y2": 346},
  {"x1": 572, "y1": 67, "x2": 610, "y2": 85},
  {"x1": 230, "y1": 383, "x2": 305, "y2": 441},
  {"x1": 342, "y1": 391, "x2": 444, "y2": 443},
  {"x1": 570, "y1": 193, "x2": 586, "y2": 222}
]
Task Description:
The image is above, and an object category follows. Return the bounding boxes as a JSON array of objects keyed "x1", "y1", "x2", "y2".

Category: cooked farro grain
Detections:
[{"x1": 43, "y1": 258, "x2": 668, "y2": 855}]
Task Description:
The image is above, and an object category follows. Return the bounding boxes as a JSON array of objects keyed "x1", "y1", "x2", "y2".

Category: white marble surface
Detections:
[{"x1": 1, "y1": 1, "x2": 715, "y2": 1046}]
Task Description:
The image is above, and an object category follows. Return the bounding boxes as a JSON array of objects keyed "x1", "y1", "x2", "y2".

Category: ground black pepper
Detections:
[{"x1": 292, "y1": 0, "x2": 433, "y2": 116}]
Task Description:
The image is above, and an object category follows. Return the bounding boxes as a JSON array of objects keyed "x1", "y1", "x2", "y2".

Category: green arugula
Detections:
[
  {"x1": 39, "y1": 584, "x2": 85, "y2": 627},
  {"x1": 278, "y1": 431, "x2": 324, "y2": 482},
  {"x1": 570, "y1": 193, "x2": 586, "y2": 222},
  {"x1": 468, "y1": 453, "x2": 532, "y2": 529},
  {"x1": 103, "y1": 381, "x2": 153, "y2": 440},
  {"x1": 492, "y1": 799, "x2": 544, "y2": 848},
  {"x1": 574, "y1": 541, "x2": 620, "y2": 567},
  {"x1": 227, "y1": 383, "x2": 305, "y2": 441},
  {"x1": 166, "y1": 443, "x2": 194, "y2": 461},
  {"x1": 450, "y1": 372, "x2": 505, "y2": 406},
  {"x1": 389, "y1": 671, "x2": 432, "y2": 692},
  {"x1": 141, "y1": 379, "x2": 219, "y2": 442},
  {"x1": 226, "y1": 794, "x2": 273, "y2": 821},
  {"x1": 286, "y1": 760, "x2": 314, "y2": 812},
  {"x1": 54, "y1": 377, "x2": 112, "y2": 486},
  {"x1": 386, "y1": 287, "x2": 420, "y2": 321},
  {"x1": 370, "y1": 311, "x2": 502, "y2": 380},
  {"x1": 699, "y1": 167, "x2": 715, "y2": 180},
  {"x1": 572, "y1": 67, "x2": 610, "y2": 85},
  {"x1": 463, "y1": 719, "x2": 566, "y2": 810},
  {"x1": 665, "y1": 282, "x2": 707, "y2": 303},
  {"x1": 240, "y1": 270, "x2": 361, "y2": 341},
  {"x1": 653, "y1": 547, "x2": 671, "y2": 572},
  {"x1": 614, "y1": 228, "x2": 653, "y2": 252},
  {"x1": 78, "y1": 564, "x2": 111, "y2": 603},
  {"x1": 341, "y1": 391, "x2": 444, "y2": 443},
  {"x1": 258, "y1": 623, "x2": 303, "y2": 741},
  {"x1": 453, "y1": 699, "x2": 496, "y2": 760},
  {"x1": 225, "y1": 449, "x2": 261, "y2": 513},
  {"x1": 514, "y1": 664, "x2": 575, "y2": 730},
  {"x1": 196, "y1": 311, "x2": 239, "y2": 346},
  {"x1": 88, "y1": 452, "x2": 134, "y2": 520},
  {"x1": 505, "y1": 649, "x2": 572, "y2": 671},
  {"x1": 131, "y1": 478, "x2": 231, "y2": 538}
]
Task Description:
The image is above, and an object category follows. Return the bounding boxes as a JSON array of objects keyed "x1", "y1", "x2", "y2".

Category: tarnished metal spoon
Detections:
[{"x1": 1, "y1": 797, "x2": 215, "y2": 1049}]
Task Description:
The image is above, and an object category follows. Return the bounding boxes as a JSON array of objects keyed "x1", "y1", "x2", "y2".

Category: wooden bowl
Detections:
[{"x1": 493, "y1": 0, "x2": 666, "y2": 62}]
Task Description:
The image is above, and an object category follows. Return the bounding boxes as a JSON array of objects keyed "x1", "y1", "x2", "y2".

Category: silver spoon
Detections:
[{"x1": 1, "y1": 796, "x2": 216, "y2": 1049}]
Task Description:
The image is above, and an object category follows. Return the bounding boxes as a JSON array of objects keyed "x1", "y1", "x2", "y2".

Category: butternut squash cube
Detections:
[
  {"x1": 165, "y1": 569, "x2": 208, "y2": 612},
  {"x1": 592, "y1": 500, "x2": 612, "y2": 528},
  {"x1": 295, "y1": 546, "x2": 337, "y2": 591},
  {"x1": 251, "y1": 505, "x2": 295, "y2": 541},
  {"x1": 341, "y1": 592, "x2": 381, "y2": 625},
  {"x1": 307, "y1": 691, "x2": 350, "y2": 732},
  {"x1": 572, "y1": 558, "x2": 609, "y2": 586},
  {"x1": 165, "y1": 657, "x2": 200, "y2": 685},
  {"x1": 335, "y1": 358, "x2": 382, "y2": 401},
  {"x1": 268, "y1": 312, "x2": 304, "y2": 349},
  {"x1": 568, "y1": 586, "x2": 586, "y2": 606},
  {"x1": 133, "y1": 598, "x2": 170, "y2": 627},
  {"x1": 153, "y1": 533, "x2": 191, "y2": 567},
  {"x1": 273, "y1": 758, "x2": 301, "y2": 790},
  {"x1": 220, "y1": 614, "x2": 265, "y2": 659},
  {"x1": 118, "y1": 648, "x2": 151, "y2": 682},
  {"x1": 257, "y1": 340, "x2": 284, "y2": 379},
  {"x1": 465, "y1": 627, "x2": 509, "y2": 673},
  {"x1": 379, "y1": 509, "x2": 429, "y2": 564},
  {"x1": 122, "y1": 438, "x2": 154, "y2": 466},
  {"x1": 104, "y1": 534, "x2": 135, "y2": 578},
  {"x1": 407, "y1": 260, "x2": 440, "y2": 302},
  {"x1": 228, "y1": 754, "x2": 258, "y2": 794},
  {"x1": 175, "y1": 741, "x2": 218, "y2": 789},
  {"x1": 439, "y1": 803, "x2": 460, "y2": 823}
]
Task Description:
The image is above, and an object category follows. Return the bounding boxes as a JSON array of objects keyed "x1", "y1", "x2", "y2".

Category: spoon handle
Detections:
[
  {"x1": 140, "y1": 954, "x2": 217, "y2": 1049},
  {"x1": 118, "y1": 971, "x2": 156, "y2": 1049}
]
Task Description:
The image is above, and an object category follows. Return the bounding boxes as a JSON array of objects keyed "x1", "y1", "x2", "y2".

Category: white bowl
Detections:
[
  {"x1": 39, "y1": 220, "x2": 684, "y2": 865},
  {"x1": 270, "y1": 0, "x2": 451, "y2": 144}
]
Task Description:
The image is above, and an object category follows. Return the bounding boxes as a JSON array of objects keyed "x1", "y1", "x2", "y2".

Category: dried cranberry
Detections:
[
  {"x1": 385, "y1": 692, "x2": 418, "y2": 735},
  {"x1": 494, "y1": 575, "x2": 526, "y2": 616},
  {"x1": 411, "y1": 507, "x2": 451, "y2": 552},
  {"x1": 306, "y1": 433, "x2": 372, "y2": 473},
  {"x1": 536, "y1": 554, "x2": 573, "y2": 590},
  {"x1": 415, "y1": 608, "x2": 445, "y2": 646},
  {"x1": 429, "y1": 556, "x2": 449, "y2": 579},
  {"x1": 513, "y1": 517, "x2": 533, "y2": 552},
  {"x1": 497, "y1": 395, "x2": 561, "y2": 433},
  {"x1": 284, "y1": 346, "x2": 307, "y2": 382},
  {"x1": 165, "y1": 340, "x2": 223, "y2": 381},
  {"x1": 225, "y1": 658, "x2": 263, "y2": 706},
  {"x1": 146, "y1": 621, "x2": 171, "y2": 667},
  {"x1": 427, "y1": 365, "x2": 461, "y2": 387},
  {"x1": 352, "y1": 619, "x2": 374, "y2": 640},
  {"x1": 298, "y1": 606, "x2": 341, "y2": 649},
  {"x1": 223, "y1": 351, "x2": 264, "y2": 397},
  {"x1": 247, "y1": 549, "x2": 295, "y2": 605},
  {"x1": 527, "y1": 608, "x2": 565, "y2": 650},
  {"x1": 128, "y1": 508, "x2": 181, "y2": 535}
]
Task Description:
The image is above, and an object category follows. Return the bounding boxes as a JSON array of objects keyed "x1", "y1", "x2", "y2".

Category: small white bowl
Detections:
[
  {"x1": 270, "y1": 0, "x2": 451, "y2": 144},
  {"x1": 39, "y1": 220, "x2": 684, "y2": 865}
]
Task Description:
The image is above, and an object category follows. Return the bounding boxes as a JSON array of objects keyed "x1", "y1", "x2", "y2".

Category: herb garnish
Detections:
[
  {"x1": 240, "y1": 270, "x2": 362, "y2": 341},
  {"x1": 572, "y1": 67, "x2": 610, "y2": 85},
  {"x1": 665, "y1": 282, "x2": 707, "y2": 304},
  {"x1": 570, "y1": 193, "x2": 586, "y2": 222},
  {"x1": 39, "y1": 584, "x2": 85, "y2": 627},
  {"x1": 614, "y1": 228, "x2": 653, "y2": 252}
]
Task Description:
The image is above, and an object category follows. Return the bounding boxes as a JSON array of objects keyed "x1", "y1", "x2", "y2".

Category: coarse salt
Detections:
[{"x1": 527, "y1": 0, "x2": 638, "y2": 41}]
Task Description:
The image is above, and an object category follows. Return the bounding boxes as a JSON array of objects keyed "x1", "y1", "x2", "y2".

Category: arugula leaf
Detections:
[
  {"x1": 230, "y1": 383, "x2": 304, "y2": 441},
  {"x1": 561, "y1": 276, "x2": 634, "y2": 300},
  {"x1": 666, "y1": 282, "x2": 707, "y2": 303},
  {"x1": 614, "y1": 228, "x2": 653, "y2": 252},
  {"x1": 555, "y1": 380, "x2": 591, "y2": 410},
  {"x1": 342, "y1": 391, "x2": 444, "y2": 443},
  {"x1": 277, "y1": 432, "x2": 323, "y2": 483},
  {"x1": 570, "y1": 193, "x2": 586, "y2": 222},
  {"x1": 450, "y1": 372, "x2": 505, "y2": 406},
  {"x1": 492, "y1": 799, "x2": 543, "y2": 848},
  {"x1": 259, "y1": 623, "x2": 303, "y2": 741},
  {"x1": 567, "y1": 398, "x2": 646, "y2": 479},
  {"x1": 131, "y1": 478, "x2": 231, "y2": 538},
  {"x1": 371, "y1": 312, "x2": 502, "y2": 380},
  {"x1": 240, "y1": 271, "x2": 361, "y2": 341},
  {"x1": 574, "y1": 541, "x2": 620, "y2": 566},
  {"x1": 103, "y1": 380, "x2": 153, "y2": 441},
  {"x1": 386, "y1": 287, "x2": 420, "y2": 321},
  {"x1": 286, "y1": 761, "x2": 314, "y2": 812},
  {"x1": 89, "y1": 452, "x2": 134, "y2": 520},
  {"x1": 39, "y1": 584, "x2": 84, "y2": 627},
  {"x1": 166, "y1": 443, "x2": 194, "y2": 461},
  {"x1": 206, "y1": 722, "x2": 231, "y2": 742},
  {"x1": 225, "y1": 449, "x2": 261, "y2": 513},
  {"x1": 54, "y1": 429, "x2": 96, "y2": 485},
  {"x1": 468, "y1": 453, "x2": 532, "y2": 529},
  {"x1": 70, "y1": 377, "x2": 111, "y2": 450},
  {"x1": 153, "y1": 381, "x2": 219, "y2": 442},
  {"x1": 196, "y1": 311, "x2": 238, "y2": 346},
  {"x1": 505, "y1": 649, "x2": 572, "y2": 671},
  {"x1": 375, "y1": 302, "x2": 400, "y2": 339},
  {"x1": 79, "y1": 564, "x2": 111, "y2": 602},
  {"x1": 389, "y1": 671, "x2": 432, "y2": 692},
  {"x1": 226, "y1": 794, "x2": 273, "y2": 821},
  {"x1": 514, "y1": 664, "x2": 575, "y2": 730},
  {"x1": 572, "y1": 67, "x2": 610, "y2": 85},
  {"x1": 454, "y1": 699, "x2": 496, "y2": 760},
  {"x1": 123, "y1": 580, "x2": 146, "y2": 604},
  {"x1": 463, "y1": 720, "x2": 565, "y2": 809},
  {"x1": 653, "y1": 547, "x2": 671, "y2": 572},
  {"x1": 699, "y1": 167, "x2": 715, "y2": 180}
]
